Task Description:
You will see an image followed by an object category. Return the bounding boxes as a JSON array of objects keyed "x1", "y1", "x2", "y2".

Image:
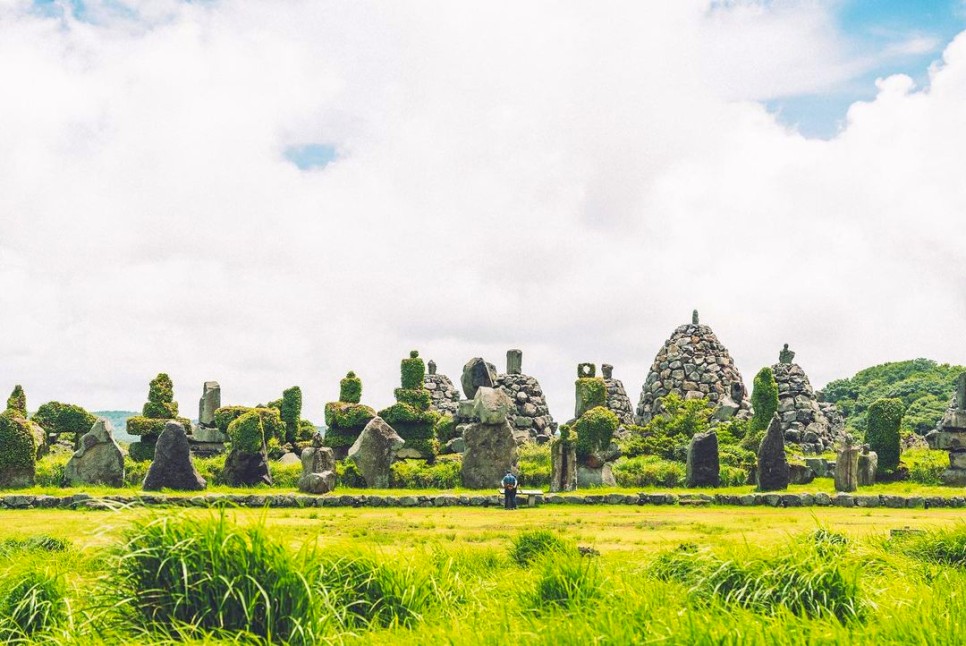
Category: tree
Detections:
[
  {"x1": 6, "y1": 385, "x2": 26, "y2": 417},
  {"x1": 867, "y1": 397, "x2": 905, "y2": 474},
  {"x1": 280, "y1": 386, "x2": 302, "y2": 445},
  {"x1": 750, "y1": 367, "x2": 779, "y2": 433}
]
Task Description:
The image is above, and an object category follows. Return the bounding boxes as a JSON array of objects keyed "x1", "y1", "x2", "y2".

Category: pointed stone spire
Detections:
[{"x1": 692, "y1": 309, "x2": 699, "y2": 325}]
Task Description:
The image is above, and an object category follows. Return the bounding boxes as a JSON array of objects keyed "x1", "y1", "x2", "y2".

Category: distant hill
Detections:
[
  {"x1": 92, "y1": 411, "x2": 138, "y2": 443},
  {"x1": 819, "y1": 359, "x2": 966, "y2": 436}
]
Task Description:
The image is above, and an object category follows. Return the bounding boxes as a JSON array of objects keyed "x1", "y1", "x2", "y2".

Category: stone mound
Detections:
[
  {"x1": 494, "y1": 350, "x2": 557, "y2": 440},
  {"x1": 771, "y1": 346, "x2": 842, "y2": 452},
  {"x1": 424, "y1": 360, "x2": 460, "y2": 416},
  {"x1": 636, "y1": 311, "x2": 749, "y2": 424},
  {"x1": 602, "y1": 364, "x2": 634, "y2": 426}
]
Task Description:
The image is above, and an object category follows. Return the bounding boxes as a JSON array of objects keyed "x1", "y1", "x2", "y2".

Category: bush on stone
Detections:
[
  {"x1": 867, "y1": 397, "x2": 905, "y2": 474},
  {"x1": 228, "y1": 410, "x2": 265, "y2": 453},
  {"x1": 750, "y1": 367, "x2": 779, "y2": 434},
  {"x1": 573, "y1": 407, "x2": 619, "y2": 459}
]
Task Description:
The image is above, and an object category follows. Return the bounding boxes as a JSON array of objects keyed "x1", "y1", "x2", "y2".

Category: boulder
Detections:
[
  {"x1": 711, "y1": 396, "x2": 740, "y2": 422},
  {"x1": 63, "y1": 418, "x2": 124, "y2": 487},
  {"x1": 858, "y1": 449, "x2": 877, "y2": 486},
  {"x1": 277, "y1": 452, "x2": 301, "y2": 466},
  {"x1": 472, "y1": 387, "x2": 514, "y2": 425},
  {"x1": 142, "y1": 422, "x2": 206, "y2": 491},
  {"x1": 686, "y1": 431, "x2": 719, "y2": 487},
  {"x1": 550, "y1": 438, "x2": 577, "y2": 492},
  {"x1": 222, "y1": 448, "x2": 272, "y2": 486},
  {"x1": 298, "y1": 446, "x2": 336, "y2": 494},
  {"x1": 756, "y1": 414, "x2": 789, "y2": 491},
  {"x1": 346, "y1": 417, "x2": 404, "y2": 488},
  {"x1": 576, "y1": 463, "x2": 616, "y2": 488},
  {"x1": 834, "y1": 445, "x2": 860, "y2": 492},
  {"x1": 461, "y1": 420, "x2": 517, "y2": 489},
  {"x1": 461, "y1": 358, "x2": 498, "y2": 399},
  {"x1": 788, "y1": 463, "x2": 815, "y2": 485}
]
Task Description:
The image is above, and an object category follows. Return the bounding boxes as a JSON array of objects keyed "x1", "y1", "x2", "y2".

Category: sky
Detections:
[{"x1": 1, "y1": 0, "x2": 966, "y2": 424}]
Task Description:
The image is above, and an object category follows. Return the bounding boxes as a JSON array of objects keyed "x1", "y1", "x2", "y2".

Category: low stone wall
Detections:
[{"x1": 0, "y1": 491, "x2": 963, "y2": 510}]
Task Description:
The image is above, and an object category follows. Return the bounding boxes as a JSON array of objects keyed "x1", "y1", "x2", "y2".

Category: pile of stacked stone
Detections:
[
  {"x1": 460, "y1": 387, "x2": 517, "y2": 488},
  {"x1": 0, "y1": 386, "x2": 41, "y2": 488},
  {"x1": 424, "y1": 360, "x2": 460, "y2": 417},
  {"x1": 636, "y1": 311, "x2": 751, "y2": 424},
  {"x1": 602, "y1": 364, "x2": 635, "y2": 426},
  {"x1": 378, "y1": 351, "x2": 439, "y2": 460},
  {"x1": 324, "y1": 371, "x2": 376, "y2": 460},
  {"x1": 560, "y1": 363, "x2": 621, "y2": 487},
  {"x1": 127, "y1": 374, "x2": 191, "y2": 462},
  {"x1": 771, "y1": 344, "x2": 842, "y2": 453},
  {"x1": 939, "y1": 373, "x2": 966, "y2": 485},
  {"x1": 189, "y1": 381, "x2": 228, "y2": 457},
  {"x1": 494, "y1": 349, "x2": 557, "y2": 442}
]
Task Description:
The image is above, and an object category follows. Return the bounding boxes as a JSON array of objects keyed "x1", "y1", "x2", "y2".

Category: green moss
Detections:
[
  {"x1": 750, "y1": 367, "x2": 779, "y2": 433},
  {"x1": 340, "y1": 371, "x2": 362, "y2": 404},
  {"x1": 395, "y1": 388, "x2": 432, "y2": 410},
  {"x1": 434, "y1": 414, "x2": 457, "y2": 444},
  {"x1": 147, "y1": 373, "x2": 175, "y2": 405},
  {"x1": 298, "y1": 419, "x2": 317, "y2": 442},
  {"x1": 380, "y1": 403, "x2": 437, "y2": 428},
  {"x1": 6, "y1": 385, "x2": 26, "y2": 417},
  {"x1": 0, "y1": 410, "x2": 37, "y2": 472},
  {"x1": 573, "y1": 406, "x2": 619, "y2": 459},
  {"x1": 401, "y1": 350, "x2": 426, "y2": 390},
  {"x1": 142, "y1": 401, "x2": 179, "y2": 419},
  {"x1": 576, "y1": 378, "x2": 607, "y2": 412},
  {"x1": 125, "y1": 416, "x2": 167, "y2": 438},
  {"x1": 214, "y1": 406, "x2": 252, "y2": 433},
  {"x1": 325, "y1": 402, "x2": 376, "y2": 430},
  {"x1": 128, "y1": 441, "x2": 156, "y2": 462},
  {"x1": 213, "y1": 406, "x2": 283, "y2": 442},
  {"x1": 280, "y1": 386, "x2": 302, "y2": 445},
  {"x1": 228, "y1": 410, "x2": 265, "y2": 454},
  {"x1": 867, "y1": 398, "x2": 905, "y2": 474},
  {"x1": 31, "y1": 402, "x2": 96, "y2": 440}
]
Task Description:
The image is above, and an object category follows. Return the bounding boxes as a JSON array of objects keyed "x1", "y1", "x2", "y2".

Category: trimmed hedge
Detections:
[
  {"x1": 32, "y1": 402, "x2": 96, "y2": 440},
  {"x1": 280, "y1": 386, "x2": 302, "y2": 444},
  {"x1": 298, "y1": 419, "x2": 317, "y2": 442},
  {"x1": 573, "y1": 406, "x2": 619, "y2": 459},
  {"x1": 401, "y1": 350, "x2": 425, "y2": 391},
  {"x1": 750, "y1": 367, "x2": 779, "y2": 433},
  {"x1": 394, "y1": 388, "x2": 432, "y2": 410},
  {"x1": 6, "y1": 385, "x2": 26, "y2": 416},
  {"x1": 128, "y1": 441, "x2": 156, "y2": 462},
  {"x1": 214, "y1": 406, "x2": 285, "y2": 442},
  {"x1": 147, "y1": 373, "x2": 174, "y2": 405},
  {"x1": 214, "y1": 406, "x2": 251, "y2": 433},
  {"x1": 142, "y1": 401, "x2": 178, "y2": 419},
  {"x1": 125, "y1": 416, "x2": 168, "y2": 438},
  {"x1": 0, "y1": 410, "x2": 36, "y2": 472},
  {"x1": 340, "y1": 372, "x2": 362, "y2": 404},
  {"x1": 867, "y1": 397, "x2": 905, "y2": 474},
  {"x1": 380, "y1": 403, "x2": 437, "y2": 429},
  {"x1": 228, "y1": 410, "x2": 265, "y2": 454},
  {"x1": 325, "y1": 402, "x2": 376, "y2": 430}
]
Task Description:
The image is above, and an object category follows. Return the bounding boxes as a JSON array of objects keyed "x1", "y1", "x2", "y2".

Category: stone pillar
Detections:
[
  {"x1": 834, "y1": 445, "x2": 859, "y2": 492},
  {"x1": 940, "y1": 377, "x2": 966, "y2": 485},
  {"x1": 601, "y1": 364, "x2": 614, "y2": 380},
  {"x1": 198, "y1": 381, "x2": 221, "y2": 428},
  {"x1": 858, "y1": 448, "x2": 877, "y2": 486},
  {"x1": 507, "y1": 349, "x2": 523, "y2": 375},
  {"x1": 957, "y1": 373, "x2": 966, "y2": 410},
  {"x1": 428, "y1": 360, "x2": 437, "y2": 375},
  {"x1": 550, "y1": 438, "x2": 577, "y2": 492},
  {"x1": 686, "y1": 431, "x2": 719, "y2": 487},
  {"x1": 578, "y1": 363, "x2": 596, "y2": 378},
  {"x1": 692, "y1": 309, "x2": 699, "y2": 325}
]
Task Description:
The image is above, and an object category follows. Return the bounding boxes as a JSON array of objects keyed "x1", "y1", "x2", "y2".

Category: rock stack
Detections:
[
  {"x1": 190, "y1": 381, "x2": 228, "y2": 456},
  {"x1": 126, "y1": 374, "x2": 191, "y2": 462},
  {"x1": 378, "y1": 351, "x2": 439, "y2": 460},
  {"x1": 494, "y1": 349, "x2": 557, "y2": 442},
  {"x1": 64, "y1": 418, "x2": 124, "y2": 487},
  {"x1": 602, "y1": 364, "x2": 635, "y2": 426},
  {"x1": 460, "y1": 387, "x2": 518, "y2": 489},
  {"x1": 324, "y1": 371, "x2": 376, "y2": 460},
  {"x1": 636, "y1": 311, "x2": 750, "y2": 424},
  {"x1": 424, "y1": 360, "x2": 460, "y2": 416},
  {"x1": 939, "y1": 373, "x2": 966, "y2": 485},
  {"x1": 771, "y1": 345, "x2": 842, "y2": 453}
]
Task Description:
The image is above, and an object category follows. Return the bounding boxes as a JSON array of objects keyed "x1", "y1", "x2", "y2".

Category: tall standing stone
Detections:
[
  {"x1": 686, "y1": 431, "x2": 720, "y2": 487},
  {"x1": 757, "y1": 414, "x2": 789, "y2": 491},
  {"x1": 346, "y1": 416, "x2": 405, "y2": 488},
  {"x1": 142, "y1": 422, "x2": 206, "y2": 491},
  {"x1": 299, "y1": 445, "x2": 336, "y2": 494},
  {"x1": 834, "y1": 443, "x2": 859, "y2": 492},
  {"x1": 460, "y1": 387, "x2": 518, "y2": 489},
  {"x1": 858, "y1": 448, "x2": 878, "y2": 486},
  {"x1": 198, "y1": 381, "x2": 221, "y2": 428},
  {"x1": 506, "y1": 349, "x2": 523, "y2": 375},
  {"x1": 64, "y1": 419, "x2": 124, "y2": 487},
  {"x1": 575, "y1": 365, "x2": 607, "y2": 419},
  {"x1": 550, "y1": 428, "x2": 577, "y2": 492},
  {"x1": 940, "y1": 372, "x2": 966, "y2": 485}
]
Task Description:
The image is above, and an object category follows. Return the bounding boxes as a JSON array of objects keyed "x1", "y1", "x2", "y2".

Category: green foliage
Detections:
[
  {"x1": 0, "y1": 535, "x2": 70, "y2": 556},
  {"x1": 905, "y1": 448, "x2": 948, "y2": 485},
  {"x1": 214, "y1": 406, "x2": 285, "y2": 442},
  {"x1": 339, "y1": 371, "x2": 362, "y2": 404},
  {"x1": 0, "y1": 410, "x2": 37, "y2": 473},
  {"x1": 531, "y1": 554, "x2": 605, "y2": 610},
  {"x1": 517, "y1": 442, "x2": 551, "y2": 488},
  {"x1": 335, "y1": 460, "x2": 367, "y2": 488},
  {"x1": 228, "y1": 410, "x2": 265, "y2": 454},
  {"x1": 142, "y1": 401, "x2": 178, "y2": 419},
  {"x1": 280, "y1": 386, "x2": 302, "y2": 445},
  {"x1": 5, "y1": 385, "x2": 26, "y2": 416},
  {"x1": 434, "y1": 414, "x2": 457, "y2": 445},
  {"x1": 127, "y1": 441, "x2": 156, "y2": 463},
  {"x1": 125, "y1": 416, "x2": 167, "y2": 437},
  {"x1": 325, "y1": 402, "x2": 375, "y2": 430},
  {"x1": 401, "y1": 350, "x2": 426, "y2": 390},
  {"x1": 214, "y1": 406, "x2": 251, "y2": 433},
  {"x1": 893, "y1": 524, "x2": 966, "y2": 568},
  {"x1": 575, "y1": 377, "x2": 607, "y2": 411},
  {"x1": 32, "y1": 401, "x2": 97, "y2": 439},
  {"x1": 509, "y1": 529, "x2": 576, "y2": 567},
  {"x1": 621, "y1": 394, "x2": 712, "y2": 461},
  {"x1": 147, "y1": 373, "x2": 175, "y2": 405},
  {"x1": 750, "y1": 367, "x2": 779, "y2": 433},
  {"x1": 395, "y1": 388, "x2": 432, "y2": 410},
  {"x1": 573, "y1": 406, "x2": 619, "y2": 459},
  {"x1": 613, "y1": 455, "x2": 685, "y2": 488},
  {"x1": 297, "y1": 419, "x2": 317, "y2": 442},
  {"x1": 0, "y1": 570, "x2": 67, "y2": 640},
  {"x1": 821, "y1": 358, "x2": 965, "y2": 435},
  {"x1": 390, "y1": 458, "x2": 461, "y2": 489},
  {"x1": 867, "y1": 397, "x2": 905, "y2": 474}
]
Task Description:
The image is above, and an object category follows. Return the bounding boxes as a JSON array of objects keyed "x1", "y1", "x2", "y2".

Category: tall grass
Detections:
[
  {"x1": 892, "y1": 523, "x2": 966, "y2": 567},
  {"x1": 0, "y1": 570, "x2": 68, "y2": 641},
  {"x1": 509, "y1": 530, "x2": 575, "y2": 567}
]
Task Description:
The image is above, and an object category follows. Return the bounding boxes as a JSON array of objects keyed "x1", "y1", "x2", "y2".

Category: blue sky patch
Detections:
[{"x1": 284, "y1": 144, "x2": 339, "y2": 171}]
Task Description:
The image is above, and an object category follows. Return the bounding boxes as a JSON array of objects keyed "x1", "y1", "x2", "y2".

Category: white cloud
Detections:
[{"x1": 1, "y1": 0, "x2": 965, "y2": 424}]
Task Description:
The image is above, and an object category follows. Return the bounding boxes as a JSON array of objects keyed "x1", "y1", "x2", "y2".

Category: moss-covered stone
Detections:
[
  {"x1": 0, "y1": 410, "x2": 36, "y2": 487},
  {"x1": 401, "y1": 350, "x2": 426, "y2": 391},
  {"x1": 6, "y1": 385, "x2": 26, "y2": 417},
  {"x1": 214, "y1": 406, "x2": 284, "y2": 442},
  {"x1": 142, "y1": 401, "x2": 179, "y2": 419},
  {"x1": 867, "y1": 397, "x2": 905, "y2": 474},
  {"x1": 228, "y1": 410, "x2": 265, "y2": 454},
  {"x1": 125, "y1": 416, "x2": 168, "y2": 438},
  {"x1": 573, "y1": 406, "x2": 619, "y2": 459},
  {"x1": 750, "y1": 367, "x2": 779, "y2": 433},
  {"x1": 280, "y1": 386, "x2": 302, "y2": 444},
  {"x1": 148, "y1": 373, "x2": 174, "y2": 405},
  {"x1": 575, "y1": 377, "x2": 607, "y2": 418},
  {"x1": 340, "y1": 371, "x2": 362, "y2": 404},
  {"x1": 128, "y1": 441, "x2": 156, "y2": 462},
  {"x1": 32, "y1": 402, "x2": 97, "y2": 441},
  {"x1": 394, "y1": 388, "x2": 432, "y2": 410}
]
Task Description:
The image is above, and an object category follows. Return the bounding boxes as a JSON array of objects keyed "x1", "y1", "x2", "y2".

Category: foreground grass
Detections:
[{"x1": 1, "y1": 506, "x2": 965, "y2": 644}]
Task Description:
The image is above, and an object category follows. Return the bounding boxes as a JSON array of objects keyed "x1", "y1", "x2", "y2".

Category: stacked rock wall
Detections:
[
  {"x1": 636, "y1": 312, "x2": 749, "y2": 424},
  {"x1": 494, "y1": 350, "x2": 556, "y2": 441},
  {"x1": 424, "y1": 360, "x2": 460, "y2": 417},
  {"x1": 771, "y1": 352, "x2": 842, "y2": 453},
  {"x1": 602, "y1": 364, "x2": 634, "y2": 426}
]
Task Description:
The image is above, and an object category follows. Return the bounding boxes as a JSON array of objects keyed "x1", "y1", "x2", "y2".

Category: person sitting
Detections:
[{"x1": 501, "y1": 471, "x2": 518, "y2": 510}]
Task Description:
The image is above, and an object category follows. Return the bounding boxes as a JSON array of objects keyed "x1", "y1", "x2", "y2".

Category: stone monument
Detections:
[
  {"x1": 424, "y1": 360, "x2": 460, "y2": 417},
  {"x1": 602, "y1": 363, "x2": 635, "y2": 426},
  {"x1": 460, "y1": 387, "x2": 518, "y2": 489},
  {"x1": 757, "y1": 414, "x2": 789, "y2": 491},
  {"x1": 142, "y1": 421, "x2": 206, "y2": 491},
  {"x1": 770, "y1": 346, "x2": 842, "y2": 453},
  {"x1": 299, "y1": 440, "x2": 337, "y2": 494},
  {"x1": 494, "y1": 350, "x2": 557, "y2": 442},
  {"x1": 324, "y1": 371, "x2": 376, "y2": 460},
  {"x1": 64, "y1": 418, "x2": 124, "y2": 487},
  {"x1": 346, "y1": 416, "x2": 405, "y2": 488},
  {"x1": 939, "y1": 373, "x2": 966, "y2": 485},
  {"x1": 686, "y1": 431, "x2": 719, "y2": 488},
  {"x1": 834, "y1": 438, "x2": 860, "y2": 492}
]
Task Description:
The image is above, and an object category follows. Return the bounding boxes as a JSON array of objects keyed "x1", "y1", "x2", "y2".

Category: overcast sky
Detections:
[{"x1": 2, "y1": 0, "x2": 966, "y2": 423}]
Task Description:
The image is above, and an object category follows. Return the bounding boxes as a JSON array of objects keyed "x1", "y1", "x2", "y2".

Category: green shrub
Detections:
[
  {"x1": 624, "y1": 394, "x2": 714, "y2": 461},
  {"x1": 269, "y1": 461, "x2": 303, "y2": 489},
  {"x1": 214, "y1": 406, "x2": 285, "y2": 442},
  {"x1": 613, "y1": 456, "x2": 685, "y2": 488},
  {"x1": 228, "y1": 410, "x2": 265, "y2": 453},
  {"x1": 5, "y1": 385, "x2": 26, "y2": 416},
  {"x1": 719, "y1": 444, "x2": 755, "y2": 468},
  {"x1": 32, "y1": 401, "x2": 97, "y2": 442},
  {"x1": 127, "y1": 441, "x2": 156, "y2": 463},
  {"x1": 517, "y1": 442, "x2": 551, "y2": 488},
  {"x1": 434, "y1": 414, "x2": 457, "y2": 444},
  {"x1": 395, "y1": 388, "x2": 432, "y2": 410},
  {"x1": 0, "y1": 410, "x2": 37, "y2": 474},
  {"x1": 213, "y1": 406, "x2": 251, "y2": 433},
  {"x1": 510, "y1": 530, "x2": 576, "y2": 567},
  {"x1": 298, "y1": 419, "x2": 317, "y2": 442},
  {"x1": 336, "y1": 460, "x2": 367, "y2": 488},
  {"x1": 575, "y1": 377, "x2": 607, "y2": 411},
  {"x1": 401, "y1": 350, "x2": 426, "y2": 390},
  {"x1": 905, "y1": 448, "x2": 947, "y2": 485},
  {"x1": 339, "y1": 371, "x2": 362, "y2": 404},
  {"x1": 147, "y1": 373, "x2": 174, "y2": 405},
  {"x1": 0, "y1": 570, "x2": 67, "y2": 640},
  {"x1": 280, "y1": 386, "x2": 302, "y2": 445},
  {"x1": 750, "y1": 367, "x2": 779, "y2": 433},
  {"x1": 142, "y1": 401, "x2": 178, "y2": 419},
  {"x1": 390, "y1": 458, "x2": 461, "y2": 489},
  {"x1": 325, "y1": 403, "x2": 376, "y2": 430},
  {"x1": 720, "y1": 466, "x2": 748, "y2": 487},
  {"x1": 124, "y1": 456, "x2": 151, "y2": 485},
  {"x1": 125, "y1": 416, "x2": 167, "y2": 437},
  {"x1": 867, "y1": 398, "x2": 904, "y2": 474},
  {"x1": 573, "y1": 406, "x2": 619, "y2": 459},
  {"x1": 35, "y1": 452, "x2": 71, "y2": 487}
]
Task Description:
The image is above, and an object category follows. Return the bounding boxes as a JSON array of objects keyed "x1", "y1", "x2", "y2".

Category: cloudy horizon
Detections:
[{"x1": 2, "y1": 0, "x2": 965, "y2": 422}]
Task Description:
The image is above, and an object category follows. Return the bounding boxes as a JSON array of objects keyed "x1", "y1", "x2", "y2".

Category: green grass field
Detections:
[{"x1": 1, "y1": 505, "x2": 965, "y2": 644}]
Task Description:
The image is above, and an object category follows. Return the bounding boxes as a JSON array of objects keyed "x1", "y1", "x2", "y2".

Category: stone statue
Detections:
[
  {"x1": 692, "y1": 309, "x2": 699, "y2": 325},
  {"x1": 779, "y1": 343, "x2": 795, "y2": 365},
  {"x1": 601, "y1": 364, "x2": 614, "y2": 380},
  {"x1": 506, "y1": 349, "x2": 522, "y2": 375},
  {"x1": 428, "y1": 360, "x2": 437, "y2": 376}
]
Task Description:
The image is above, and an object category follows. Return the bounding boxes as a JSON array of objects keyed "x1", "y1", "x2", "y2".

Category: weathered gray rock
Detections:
[
  {"x1": 686, "y1": 431, "x2": 719, "y2": 487},
  {"x1": 494, "y1": 364, "x2": 557, "y2": 439},
  {"x1": 222, "y1": 448, "x2": 272, "y2": 486},
  {"x1": 277, "y1": 452, "x2": 301, "y2": 466},
  {"x1": 298, "y1": 446, "x2": 336, "y2": 494},
  {"x1": 198, "y1": 381, "x2": 221, "y2": 428},
  {"x1": 424, "y1": 362, "x2": 460, "y2": 417},
  {"x1": 858, "y1": 449, "x2": 877, "y2": 486},
  {"x1": 757, "y1": 414, "x2": 789, "y2": 491},
  {"x1": 461, "y1": 358, "x2": 498, "y2": 399},
  {"x1": 940, "y1": 374, "x2": 966, "y2": 485},
  {"x1": 835, "y1": 445, "x2": 859, "y2": 492},
  {"x1": 770, "y1": 350, "x2": 842, "y2": 453},
  {"x1": 788, "y1": 463, "x2": 815, "y2": 485},
  {"x1": 143, "y1": 422, "x2": 206, "y2": 491},
  {"x1": 346, "y1": 417, "x2": 404, "y2": 488},
  {"x1": 577, "y1": 463, "x2": 616, "y2": 488},
  {"x1": 472, "y1": 387, "x2": 514, "y2": 425},
  {"x1": 461, "y1": 420, "x2": 517, "y2": 489},
  {"x1": 602, "y1": 364, "x2": 635, "y2": 426},
  {"x1": 63, "y1": 419, "x2": 124, "y2": 487},
  {"x1": 444, "y1": 436, "x2": 465, "y2": 454},
  {"x1": 506, "y1": 349, "x2": 523, "y2": 375},
  {"x1": 550, "y1": 437, "x2": 577, "y2": 492}
]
